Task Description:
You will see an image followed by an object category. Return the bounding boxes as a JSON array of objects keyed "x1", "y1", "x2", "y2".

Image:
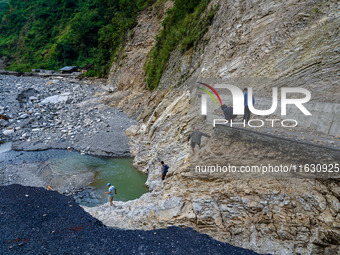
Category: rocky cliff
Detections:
[{"x1": 85, "y1": 1, "x2": 340, "y2": 254}]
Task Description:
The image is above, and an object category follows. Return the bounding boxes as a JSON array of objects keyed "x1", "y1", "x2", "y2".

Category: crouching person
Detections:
[{"x1": 221, "y1": 104, "x2": 237, "y2": 126}]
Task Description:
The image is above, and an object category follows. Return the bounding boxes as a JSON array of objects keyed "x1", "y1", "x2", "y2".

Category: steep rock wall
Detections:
[{"x1": 89, "y1": 1, "x2": 340, "y2": 254}]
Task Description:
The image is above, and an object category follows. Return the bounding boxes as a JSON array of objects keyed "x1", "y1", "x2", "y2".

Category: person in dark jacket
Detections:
[
  {"x1": 221, "y1": 104, "x2": 237, "y2": 123},
  {"x1": 243, "y1": 88, "x2": 255, "y2": 123},
  {"x1": 160, "y1": 161, "x2": 169, "y2": 181},
  {"x1": 187, "y1": 127, "x2": 211, "y2": 154}
]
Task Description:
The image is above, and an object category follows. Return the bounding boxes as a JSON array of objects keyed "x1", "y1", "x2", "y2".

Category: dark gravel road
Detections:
[{"x1": 0, "y1": 184, "x2": 265, "y2": 255}]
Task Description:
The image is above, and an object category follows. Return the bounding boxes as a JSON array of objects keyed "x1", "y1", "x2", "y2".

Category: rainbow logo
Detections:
[{"x1": 197, "y1": 81, "x2": 223, "y2": 106}]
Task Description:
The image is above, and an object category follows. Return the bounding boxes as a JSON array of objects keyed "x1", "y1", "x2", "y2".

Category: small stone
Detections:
[
  {"x1": 19, "y1": 113, "x2": 29, "y2": 119},
  {"x1": 3, "y1": 129, "x2": 14, "y2": 135},
  {"x1": 29, "y1": 96, "x2": 38, "y2": 101}
]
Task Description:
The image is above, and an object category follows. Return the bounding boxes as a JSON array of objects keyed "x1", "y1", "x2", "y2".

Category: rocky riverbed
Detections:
[
  {"x1": 0, "y1": 74, "x2": 137, "y2": 198},
  {"x1": 0, "y1": 74, "x2": 134, "y2": 156}
]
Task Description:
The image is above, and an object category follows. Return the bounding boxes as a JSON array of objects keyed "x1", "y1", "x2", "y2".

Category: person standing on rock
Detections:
[
  {"x1": 221, "y1": 104, "x2": 237, "y2": 126},
  {"x1": 243, "y1": 88, "x2": 255, "y2": 123},
  {"x1": 104, "y1": 183, "x2": 117, "y2": 206},
  {"x1": 161, "y1": 161, "x2": 169, "y2": 181},
  {"x1": 187, "y1": 127, "x2": 211, "y2": 154}
]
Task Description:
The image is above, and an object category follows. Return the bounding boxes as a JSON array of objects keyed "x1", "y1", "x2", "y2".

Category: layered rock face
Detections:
[
  {"x1": 87, "y1": 123, "x2": 340, "y2": 254},
  {"x1": 86, "y1": 0, "x2": 340, "y2": 254}
]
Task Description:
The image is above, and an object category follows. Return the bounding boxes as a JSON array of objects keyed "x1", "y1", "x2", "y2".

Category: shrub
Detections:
[{"x1": 145, "y1": 0, "x2": 216, "y2": 90}]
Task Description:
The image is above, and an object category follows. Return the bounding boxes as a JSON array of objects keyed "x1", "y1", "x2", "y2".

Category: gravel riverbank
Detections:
[
  {"x1": 0, "y1": 184, "x2": 264, "y2": 255},
  {"x1": 0, "y1": 74, "x2": 136, "y2": 196},
  {"x1": 0, "y1": 74, "x2": 134, "y2": 156}
]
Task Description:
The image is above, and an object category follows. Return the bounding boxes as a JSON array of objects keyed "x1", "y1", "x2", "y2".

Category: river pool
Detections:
[{"x1": 0, "y1": 142, "x2": 148, "y2": 207}]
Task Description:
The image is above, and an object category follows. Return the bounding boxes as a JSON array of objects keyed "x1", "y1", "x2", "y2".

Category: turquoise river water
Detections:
[{"x1": 0, "y1": 143, "x2": 148, "y2": 207}]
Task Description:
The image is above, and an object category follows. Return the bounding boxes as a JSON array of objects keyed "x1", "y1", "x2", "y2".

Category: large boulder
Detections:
[{"x1": 41, "y1": 92, "x2": 71, "y2": 104}]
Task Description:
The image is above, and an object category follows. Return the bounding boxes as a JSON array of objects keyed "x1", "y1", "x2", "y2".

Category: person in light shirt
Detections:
[{"x1": 104, "y1": 183, "x2": 117, "y2": 206}]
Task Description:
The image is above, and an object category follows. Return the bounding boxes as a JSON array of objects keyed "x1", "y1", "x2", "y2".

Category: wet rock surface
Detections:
[
  {"x1": 0, "y1": 75, "x2": 134, "y2": 157},
  {"x1": 0, "y1": 184, "x2": 262, "y2": 255}
]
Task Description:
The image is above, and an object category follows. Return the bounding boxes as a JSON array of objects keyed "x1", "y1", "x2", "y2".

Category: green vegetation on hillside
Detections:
[
  {"x1": 0, "y1": 0, "x2": 8, "y2": 12},
  {"x1": 0, "y1": 0, "x2": 215, "y2": 80},
  {"x1": 145, "y1": 0, "x2": 216, "y2": 90},
  {"x1": 0, "y1": 0, "x2": 153, "y2": 76}
]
